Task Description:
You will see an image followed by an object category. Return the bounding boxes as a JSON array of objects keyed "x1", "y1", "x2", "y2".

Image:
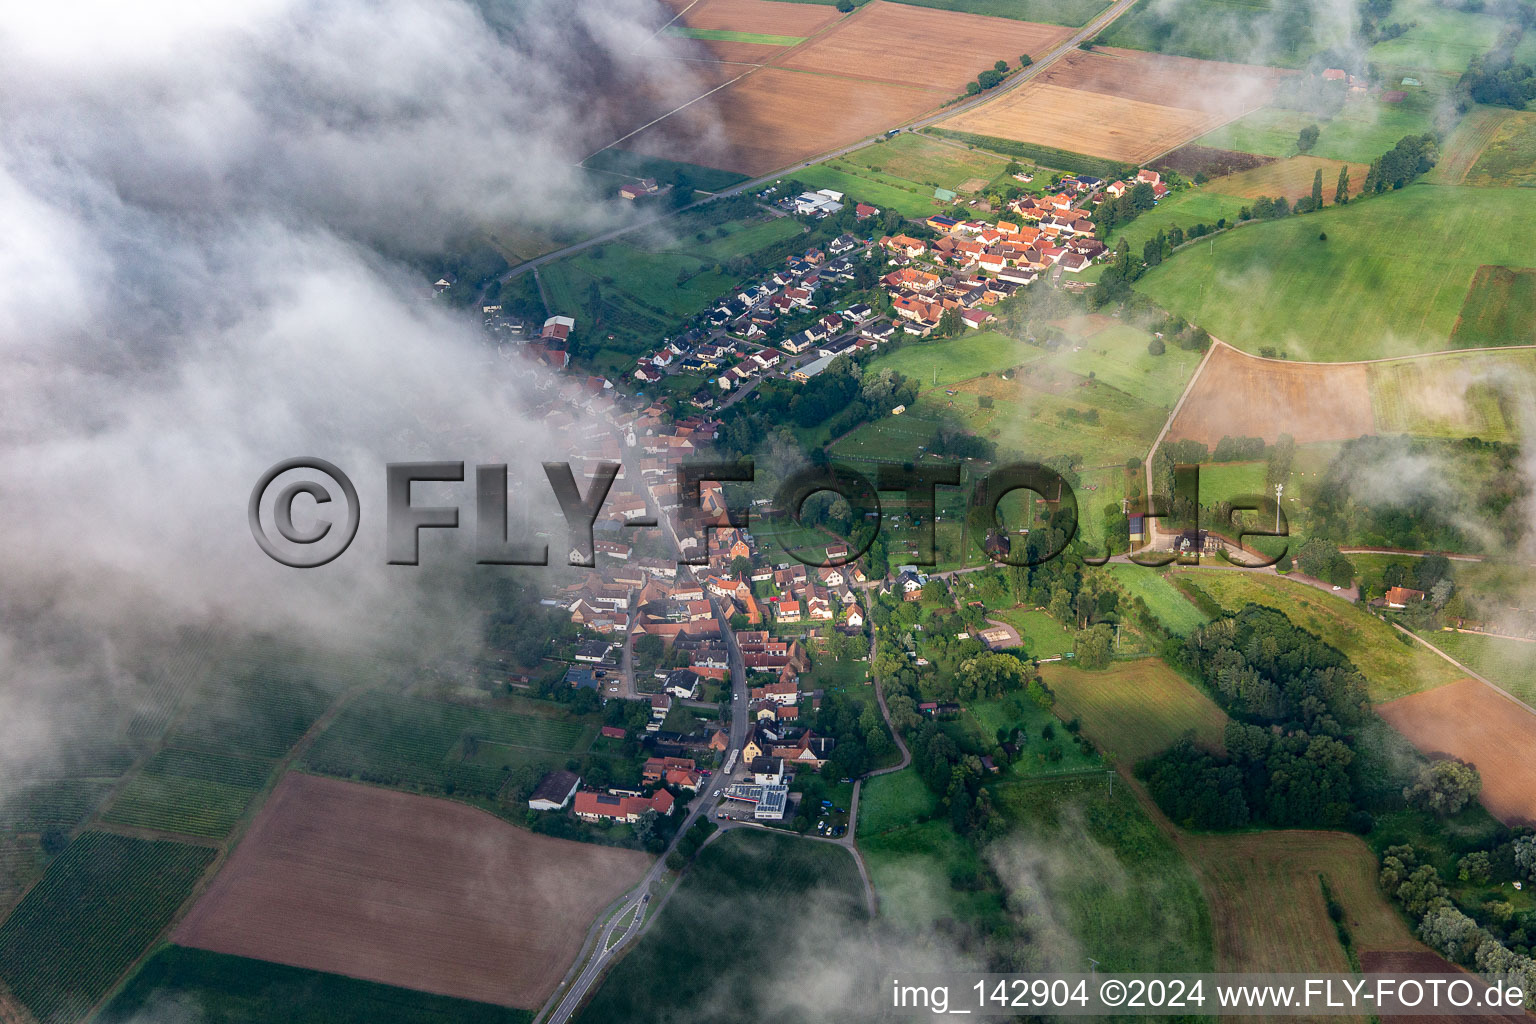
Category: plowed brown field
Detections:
[
  {"x1": 777, "y1": 1, "x2": 1072, "y2": 91},
  {"x1": 173, "y1": 774, "x2": 651, "y2": 1008},
  {"x1": 942, "y1": 48, "x2": 1287, "y2": 164},
  {"x1": 1379, "y1": 677, "x2": 1536, "y2": 827},
  {"x1": 670, "y1": 0, "x2": 842, "y2": 38},
  {"x1": 1166, "y1": 343, "x2": 1374, "y2": 446}
]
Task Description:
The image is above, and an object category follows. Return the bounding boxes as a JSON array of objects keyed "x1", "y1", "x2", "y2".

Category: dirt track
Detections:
[{"x1": 174, "y1": 774, "x2": 651, "y2": 1009}]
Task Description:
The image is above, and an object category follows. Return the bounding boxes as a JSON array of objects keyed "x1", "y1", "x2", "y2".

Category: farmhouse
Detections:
[
  {"x1": 573, "y1": 789, "x2": 675, "y2": 824},
  {"x1": 528, "y1": 770, "x2": 582, "y2": 811}
]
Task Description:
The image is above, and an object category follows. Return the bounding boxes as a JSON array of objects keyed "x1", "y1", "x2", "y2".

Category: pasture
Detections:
[
  {"x1": 1136, "y1": 185, "x2": 1536, "y2": 361},
  {"x1": 174, "y1": 774, "x2": 651, "y2": 1009},
  {"x1": 1378, "y1": 678, "x2": 1536, "y2": 827},
  {"x1": 1177, "y1": 830, "x2": 1423, "y2": 972},
  {"x1": 1105, "y1": 564, "x2": 1214, "y2": 635},
  {"x1": 1172, "y1": 568, "x2": 1466, "y2": 700},
  {"x1": 867, "y1": 0, "x2": 1111, "y2": 26},
  {"x1": 581, "y1": 149, "x2": 746, "y2": 192},
  {"x1": 863, "y1": 330, "x2": 1036, "y2": 388},
  {"x1": 1166, "y1": 344, "x2": 1373, "y2": 445},
  {"x1": 1417, "y1": 630, "x2": 1536, "y2": 709},
  {"x1": 1365, "y1": 0, "x2": 1504, "y2": 75},
  {"x1": 792, "y1": 162, "x2": 940, "y2": 217},
  {"x1": 102, "y1": 947, "x2": 533, "y2": 1024},
  {"x1": 1041, "y1": 657, "x2": 1228, "y2": 764},
  {"x1": 302, "y1": 690, "x2": 595, "y2": 801},
  {"x1": 962, "y1": 690, "x2": 1105, "y2": 775},
  {"x1": 0, "y1": 831, "x2": 215, "y2": 1024},
  {"x1": 1096, "y1": 0, "x2": 1331, "y2": 66},
  {"x1": 665, "y1": 26, "x2": 805, "y2": 45},
  {"x1": 856, "y1": 766, "x2": 937, "y2": 837},
  {"x1": 1426, "y1": 106, "x2": 1513, "y2": 185},
  {"x1": 576, "y1": 830, "x2": 865, "y2": 1023},
  {"x1": 1367, "y1": 348, "x2": 1536, "y2": 443},
  {"x1": 101, "y1": 748, "x2": 273, "y2": 839},
  {"x1": 846, "y1": 130, "x2": 1008, "y2": 186},
  {"x1": 986, "y1": 607, "x2": 1077, "y2": 659},
  {"x1": 1108, "y1": 187, "x2": 1249, "y2": 253},
  {"x1": 1196, "y1": 460, "x2": 1268, "y2": 504},
  {"x1": 1466, "y1": 111, "x2": 1536, "y2": 187},
  {"x1": 1196, "y1": 88, "x2": 1443, "y2": 164},
  {"x1": 940, "y1": 47, "x2": 1284, "y2": 164},
  {"x1": 1450, "y1": 266, "x2": 1536, "y2": 348},
  {"x1": 777, "y1": 2, "x2": 1072, "y2": 93}
]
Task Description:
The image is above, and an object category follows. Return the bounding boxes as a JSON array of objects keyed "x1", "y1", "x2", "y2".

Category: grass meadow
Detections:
[
  {"x1": 1416, "y1": 629, "x2": 1536, "y2": 708},
  {"x1": 1105, "y1": 564, "x2": 1215, "y2": 635},
  {"x1": 1041, "y1": 658, "x2": 1229, "y2": 765}
]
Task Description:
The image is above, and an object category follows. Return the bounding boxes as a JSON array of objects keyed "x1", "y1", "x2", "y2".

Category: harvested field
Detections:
[
  {"x1": 1378, "y1": 678, "x2": 1536, "y2": 827},
  {"x1": 1210, "y1": 154, "x2": 1367, "y2": 203},
  {"x1": 777, "y1": 1, "x2": 1071, "y2": 91},
  {"x1": 1466, "y1": 111, "x2": 1536, "y2": 188},
  {"x1": 1178, "y1": 831, "x2": 1422, "y2": 973},
  {"x1": 941, "y1": 48, "x2": 1286, "y2": 163},
  {"x1": 1367, "y1": 349, "x2": 1536, "y2": 443},
  {"x1": 1153, "y1": 144, "x2": 1275, "y2": 179},
  {"x1": 1167, "y1": 343, "x2": 1374, "y2": 446},
  {"x1": 1361, "y1": 951, "x2": 1526, "y2": 1024},
  {"x1": 174, "y1": 774, "x2": 651, "y2": 1009},
  {"x1": 1426, "y1": 106, "x2": 1512, "y2": 185},
  {"x1": 627, "y1": 66, "x2": 947, "y2": 174},
  {"x1": 667, "y1": 0, "x2": 842, "y2": 39}
]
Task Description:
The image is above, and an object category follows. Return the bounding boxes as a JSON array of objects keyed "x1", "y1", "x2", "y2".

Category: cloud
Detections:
[{"x1": 0, "y1": 0, "x2": 711, "y2": 795}]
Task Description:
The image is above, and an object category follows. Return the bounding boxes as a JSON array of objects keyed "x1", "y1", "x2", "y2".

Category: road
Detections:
[{"x1": 489, "y1": 0, "x2": 1142, "y2": 301}]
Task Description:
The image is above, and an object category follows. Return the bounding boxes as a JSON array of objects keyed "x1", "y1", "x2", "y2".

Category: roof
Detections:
[{"x1": 529, "y1": 770, "x2": 581, "y2": 805}]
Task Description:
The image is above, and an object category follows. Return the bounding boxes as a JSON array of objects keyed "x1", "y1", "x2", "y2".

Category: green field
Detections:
[
  {"x1": 779, "y1": 0, "x2": 1109, "y2": 24},
  {"x1": 1196, "y1": 89, "x2": 1444, "y2": 165},
  {"x1": 1450, "y1": 266, "x2": 1536, "y2": 348},
  {"x1": 302, "y1": 691, "x2": 595, "y2": 800},
  {"x1": 963, "y1": 690, "x2": 1105, "y2": 774},
  {"x1": 0, "y1": 832, "x2": 215, "y2": 1024},
  {"x1": 1050, "y1": 321, "x2": 1203, "y2": 407},
  {"x1": 986, "y1": 606, "x2": 1077, "y2": 659},
  {"x1": 664, "y1": 26, "x2": 806, "y2": 45},
  {"x1": 1136, "y1": 185, "x2": 1536, "y2": 361},
  {"x1": 924, "y1": 128, "x2": 1133, "y2": 182},
  {"x1": 1106, "y1": 564, "x2": 1215, "y2": 635},
  {"x1": 846, "y1": 132, "x2": 1008, "y2": 190},
  {"x1": 862, "y1": 331, "x2": 1038, "y2": 388},
  {"x1": 1097, "y1": 0, "x2": 1333, "y2": 66},
  {"x1": 0, "y1": 779, "x2": 113, "y2": 830},
  {"x1": 1366, "y1": 0, "x2": 1503, "y2": 75},
  {"x1": 1466, "y1": 111, "x2": 1536, "y2": 188},
  {"x1": 168, "y1": 666, "x2": 335, "y2": 759},
  {"x1": 582, "y1": 149, "x2": 747, "y2": 192},
  {"x1": 101, "y1": 946, "x2": 532, "y2": 1024},
  {"x1": 1198, "y1": 460, "x2": 1268, "y2": 504},
  {"x1": 101, "y1": 749, "x2": 272, "y2": 839},
  {"x1": 857, "y1": 766, "x2": 937, "y2": 836},
  {"x1": 576, "y1": 830, "x2": 865, "y2": 1022},
  {"x1": 1173, "y1": 568, "x2": 1466, "y2": 700},
  {"x1": 794, "y1": 162, "x2": 942, "y2": 219},
  {"x1": 1109, "y1": 188, "x2": 1250, "y2": 254},
  {"x1": 1417, "y1": 630, "x2": 1536, "y2": 708},
  {"x1": 1369, "y1": 349, "x2": 1536, "y2": 442},
  {"x1": 1041, "y1": 657, "x2": 1229, "y2": 764}
]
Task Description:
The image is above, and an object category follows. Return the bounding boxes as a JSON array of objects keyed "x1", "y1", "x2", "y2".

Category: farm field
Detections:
[
  {"x1": 986, "y1": 606, "x2": 1076, "y2": 659},
  {"x1": 1050, "y1": 320, "x2": 1203, "y2": 407},
  {"x1": 792, "y1": 161, "x2": 940, "y2": 217},
  {"x1": 1096, "y1": 0, "x2": 1333, "y2": 66},
  {"x1": 1137, "y1": 186, "x2": 1536, "y2": 361},
  {"x1": 1378, "y1": 678, "x2": 1536, "y2": 826},
  {"x1": 0, "y1": 831, "x2": 215, "y2": 1024},
  {"x1": 302, "y1": 690, "x2": 595, "y2": 801},
  {"x1": 581, "y1": 149, "x2": 747, "y2": 192},
  {"x1": 1426, "y1": 106, "x2": 1514, "y2": 185},
  {"x1": 867, "y1": 0, "x2": 1111, "y2": 26},
  {"x1": 665, "y1": 26, "x2": 805, "y2": 45},
  {"x1": 1416, "y1": 630, "x2": 1536, "y2": 709},
  {"x1": 664, "y1": 0, "x2": 842, "y2": 39},
  {"x1": 962, "y1": 690, "x2": 1105, "y2": 775},
  {"x1": 101, "y1": 748, "x2": 273, "y2": 838},
  {"x1": 1466, "y1": 111, "x2": 1536, "y2": 187},
  {"x1": 1105, "y1": 564, "x2": 1214, "y2": 635},
  {"x1": 777, "y1": 2, "x2": 1072, "y2": 92},
  {"x1": 1197, "y1": 460, "x2": 1267, "y2": 505},
  {"x1": 1107, "y1": 187, "x2": 1249, "y2": 253},
  {"x1": 173, "y1": 774, "x2": 651, "y2": 1009},
  {"x1": 1367, "y1": 349, "x2": 1536, "y2": 443},
  {"x1": 1365, "y1": 0, "x2": 1503, "y2": 75},
  {"x1": 1177, "y1": 830, "x2": 1423, "y2": 972},
  {"x1": 576, "y1": 830, "x2": 865, "y2": 1023},
  {"x1": 856, "y1": 766, "x2": 937, "y2": 837},
  {"x1": 1450, "y1": 266, "x2": 1536, "y2": 349},
  {"x1": 1208, "y1": 154, "x2": 1366, "y2": 202},
  {"x1": 1195, "y1": 88, "x2": 1444, "y2": 164},
  {"x1": 1041, "y1": 657, "x2": 1228, "y2": 764},
  {"x1": 167, "y1": 664, "x2": 335, "y2": 760},
  {"x1": 0, "y1": 779, "x2": 113, "y2": 831},
  {"x1": 0, "y1": 835, "x2": 45, "y2": 920},
  {"x1": 862, "y1": 330, "x2": 1036, "y2": 388},
  {"x1": 941, "y1": 48, "x2": 1286, "y2": 164},
  {"x1": 102, "y1": 947, "x2": 533, "y2": 1024},
  {"x1": 845, "y1": 129, "x2": 1007, "y2": 185},
  {"x1": 1166, "y1": 343, "x2": 1373, "y2": 446},
  {"x1": 1173, "y1": 568, "x2": 1466, "y2": 700}
]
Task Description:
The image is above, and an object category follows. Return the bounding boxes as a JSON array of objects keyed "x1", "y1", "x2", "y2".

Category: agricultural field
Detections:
[
  {"x1": 1365, "y1": 0, "x2": 1504, "y2": 75},
  {"x1": 1050, "y1": 319, "x2": 1203, "y2": 407},
  {"x1": 576, "y1": 830, "x2": 866, "y2": 1023},
  {"x1": 1108, "y1": 187, "x2": 1249, "y2": 252},
  {"x1": 985, "y1": 607, "x2": 1077, "y2": 659},
  {"x1": 795, "y1": 131, "x2": 1012, "y2": 215},
  {"x1": 0, "y1": 831, "x2": 215, "y2": 1024},
  {"x1": 1378, "y1": 678, "x2": 1536, "y2": 826},
  {"x1": 1096, "y1": 0, "x2": 1335, "y2": 66},
  {"x1": 941, "y1": 47, "x2": 1286, "y2": 164},
  {"x1": 0, "y1": 779, "x2": 114, "y2": 831},
  {"x1": 862, "y1": 330, "x2": 1036, "y2": 388},
  {"x1": 1415, "y1": 630, "x2": 1536, "y2": 709},
  {"x1": 167, "y1": 663, "x2": 336, "y2": 760},
  {"x1": 1172, "y1": 568, "x2": 1466, "y2": 700},
  {"x1": 1105, "y1": 564, "x2": 1214, "y2": 635},
  {"x1": 1195, "y1": 87, "x2": 1444, "y2": 164},
  {"x1": 102, "y1": 947, "x2": 533, "y2": 1024},
  {"x1": 778, "y1": 2, "x2": 1072, "y2": 92},
  {"x1": 100, "y1": 748, "x2": 274, "y2": 839},
  {"x1": 1166, "y1": 343, "x2": 1373, "y2": 446},
  {"x1": 1177, "y1": 830, "x2": 1423, "y2": 972},
  {"x1": 793, "y1": 161, "x2": 944, "y2": 218},
  {"x1": 1138, "y1": 185, "x2": 1536, "y2": 361},
  {"x1": 0, "y1": 835, "x2": 46, "y2": 921},
  {"x1": 1466, "y1": 111, "x2": 1536, "y2": 188},
  {"x1": 174, "y1": 774, "x2": 651, "y2": 1010},
  {"x1": 581, "y1": 149, "x2": 747, "y2": 192},
  {"x1": 1208, "y1": 154, "x2": 1366, "y2": 202},
  {"x1": 1426, "y1": 105, "x2": 1514, "y2": 185},
  {"x1": 1196, "y1": 460, "x2": 1268, "y2": 505},
  {"x1": 666, "y1": 26, "x2": 806, "y2": 45},
  {"x1": 865, "y1": 0, "x2": 1111, "y2": 26},
  {"x1": 1450, "y1": 266, "x2": 1536, "y2": 348},
  {"x1": 302, "y1": 690, "x2": 596, "y2": 801},
  {"x1": 1041, "y1": 657, "x2": 1229, "y2": 764},
  {"x1": 1367, "y1": 349, "x2": 1536, "y2": 443},
  {"x1": 961, "y1": 689, "x2": 1105, "y2": 775}
]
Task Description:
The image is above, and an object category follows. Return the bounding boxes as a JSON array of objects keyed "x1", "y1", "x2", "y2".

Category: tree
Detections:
[
  {"x1": 994, "y1": 59, "x2": 1009, "y2": 73},
  {"x1": 1310, "y1": 167, "x2": 1323, "y2": 209},
  {"x1": 1074, "y1": 624, "x2": 1114, "y2": 669},
  {"x1": 1458, "y1": 851, "x2": 1491, "y2": 884},
  {"x1": 1019, "y1": 53, "x2": 1033, "y2": 67},
  {"x1": 966, "y1": 81, "x2": 981, "y2": 95},
  {"x1": 730, "y1": 555, "x2": 752, "y2": 578},
  {"x1": 1404, "y1": 758, "x2": 1482, "y2": 817},
  {"x1": 836, "y1": 0, "x2": 854, "y2": 9},
  {"x1": 1147, "y1": 335, "x2": 1165, "y2": 356},
  {"x1": 977, "y1": 68, "x2": 1003, "y2": 90},
  {"x1": 1335, "y1": 164, "x2": 1350, "y2": 204},
  {"x1": 1297, "y1": 123, "x2": 1320, "y2": 153},
  {"x1": 1513, "y1": 835, "x2": 1536, "y2": 880}
]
